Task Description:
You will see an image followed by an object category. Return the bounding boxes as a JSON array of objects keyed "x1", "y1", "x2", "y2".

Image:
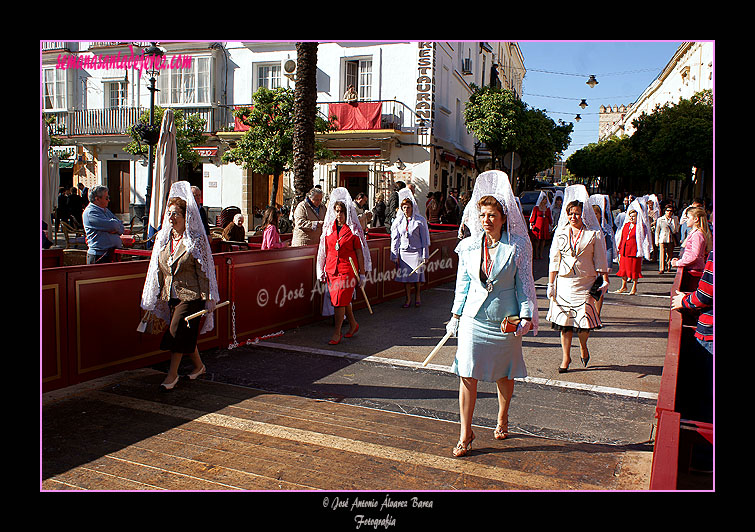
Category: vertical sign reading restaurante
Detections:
[{"x1": 416, "y1": 42, "x2": 434, "y2": 136}]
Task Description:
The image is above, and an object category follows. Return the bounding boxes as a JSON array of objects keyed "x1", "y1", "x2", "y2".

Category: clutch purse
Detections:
[
  {"x1": 588, "y1": 276, "x2": 603, "y2": 299},
  {"x1": 137, "y1": 311, "x2": 167, "y2": 335},
  {"x1": 501, "y1": 315, "x2": 521, "y2": 334}
]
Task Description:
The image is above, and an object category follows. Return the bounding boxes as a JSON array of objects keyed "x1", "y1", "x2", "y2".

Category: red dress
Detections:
[
  {"x1": 324, "y1": 222, "x2": 362, "y2": 307},
  {"x1": 529, "y1": 206, "x2": 552, "y2": 240},
  {"x1": 616, "y1": 223, "x2": 643, "y2": 279}
]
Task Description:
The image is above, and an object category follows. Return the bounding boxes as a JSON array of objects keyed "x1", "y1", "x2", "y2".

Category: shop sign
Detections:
[{"x1": 192, "y1": 147, "x2": 218, "y2": 157}]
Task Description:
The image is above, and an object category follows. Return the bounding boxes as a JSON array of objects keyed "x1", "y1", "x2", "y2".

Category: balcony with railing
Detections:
[
  {"x1": 318, "y1": 100, "x2": 420, "y2": 132},
  {"x1": 44, "y1": 99, "x2": 422, "y2": 138},
  {"x1": 230, "y1": 99, "x2": 422, "y2": 133},
  {"x1": 42, "y1": 42, "x2": 69, "y2": 51},
  {"x1": 87, "y1": 41, "x2": 151, "y2": 49},
  {"x1": 44, "y1": 106, "x2": 219, "y2": 137}
]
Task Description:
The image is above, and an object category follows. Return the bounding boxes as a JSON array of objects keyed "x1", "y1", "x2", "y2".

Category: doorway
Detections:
[
  {"x1": 339, "y1": 171, "x2": 369, "y2": 199},
  {"x1": 106, "y1": 160, "x2": 130, "y2": 214}
]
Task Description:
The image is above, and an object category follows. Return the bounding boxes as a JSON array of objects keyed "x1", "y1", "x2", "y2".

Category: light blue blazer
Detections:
[{"x1": 451, "y1": 233, "x2": 533, "y2": 322}]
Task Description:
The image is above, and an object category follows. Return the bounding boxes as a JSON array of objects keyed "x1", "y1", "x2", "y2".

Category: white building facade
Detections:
[
  {"x1": 42, "y1": 41, "x2": 525, "y2": 225},
  {"x1": 600, "y1": 41, "x2": 713, "y2": 140}
]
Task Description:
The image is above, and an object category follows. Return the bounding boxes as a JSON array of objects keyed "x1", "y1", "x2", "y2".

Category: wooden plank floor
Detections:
[{"x1": 42, "y1": 370, "x2": 651, "y2": 491}]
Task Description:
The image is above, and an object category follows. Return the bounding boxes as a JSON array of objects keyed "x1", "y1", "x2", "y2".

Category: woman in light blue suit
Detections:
[{"x1": 448, "y1": 171, "x2": 537, "y2": 457}]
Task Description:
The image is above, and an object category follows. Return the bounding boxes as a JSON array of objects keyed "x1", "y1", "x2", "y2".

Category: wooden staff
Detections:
[
  {"x1": 185, "y1": 300, "x2": 230, "y2": 326},
  {"x1": 348, "y1": 256, "x2": 373, "y2": 314},
  {"x1": 408, "y1": 248, "x2": 439, "y2": 276},
  {"x1": 422, "y1": 330, "x2": 453, "y2": 367}
]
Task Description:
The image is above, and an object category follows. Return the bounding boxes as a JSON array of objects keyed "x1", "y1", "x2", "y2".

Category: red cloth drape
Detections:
[
  {"x1": 328, "y1": 102, "x2": 381, "y2": 130},
  {"x1": 234, "y1": 106, "x2": 252, "y2": 131}
]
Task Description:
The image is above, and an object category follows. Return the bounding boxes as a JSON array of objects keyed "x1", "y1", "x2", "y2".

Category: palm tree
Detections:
[{"x1": 292, "y1": 42, "x2": 318, "y2": 204}]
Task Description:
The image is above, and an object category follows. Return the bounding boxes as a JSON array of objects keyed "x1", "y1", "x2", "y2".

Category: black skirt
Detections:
[{"x1": 160, "y1": 298, "x2": 205, "y2": 354}]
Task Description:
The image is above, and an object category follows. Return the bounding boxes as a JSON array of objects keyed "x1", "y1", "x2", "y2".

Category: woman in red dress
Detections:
[
  {"x1": 529, "y1": 192, "x2": 552, "y2": 259},
  {"x1": 317, "y1": 188, "x2": 371, "y2": 345},
  {"x1": 615, "y1": 209, "x2": 643, "y2": 294}
]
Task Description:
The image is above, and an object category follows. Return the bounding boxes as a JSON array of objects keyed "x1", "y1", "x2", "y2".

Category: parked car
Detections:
[
  {"x1": 519, "y1": 190, "x2": 553, "y2": 222},
  {"x1": 542, "y1": 185, "x2": 565, "y2": 196}
]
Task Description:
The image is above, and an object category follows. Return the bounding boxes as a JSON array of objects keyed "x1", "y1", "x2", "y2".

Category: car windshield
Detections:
[{"x1": 520, "y1": 192, "x2": 541, "y2": 203}]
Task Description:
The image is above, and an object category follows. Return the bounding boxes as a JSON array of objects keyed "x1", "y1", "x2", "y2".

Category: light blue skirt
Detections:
[{"x1": 451, "y1": 314, "x2": 527, "y2": 382}]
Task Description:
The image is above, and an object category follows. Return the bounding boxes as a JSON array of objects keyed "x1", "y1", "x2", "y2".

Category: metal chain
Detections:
[
  {"x1": 228, "y1": 298, "x2": 284, "y2": 351},
  {"x1": 229, "y1": 301, "x2": 238, "y2": 349}
]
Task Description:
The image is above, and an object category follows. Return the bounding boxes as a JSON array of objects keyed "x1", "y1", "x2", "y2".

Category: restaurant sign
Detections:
[{"x1": 416, "y1": 42, "x2": 435, "y2": 135}]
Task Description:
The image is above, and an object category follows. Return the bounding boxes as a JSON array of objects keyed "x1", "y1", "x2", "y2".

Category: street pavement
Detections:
[
  {"x1": 42, "y1": 254, "x2": 674, "y2": 493},
  {"x1": 230, "y1": 260, "x2": 673, "y2": 444}
]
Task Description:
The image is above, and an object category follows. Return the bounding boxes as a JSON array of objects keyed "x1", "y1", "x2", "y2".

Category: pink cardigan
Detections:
[
  {"x1": 676, "y1": 229, "x2": 707, "y2": 271},
  {"x1": 261, "y1": 224, "x2": 285, "y2": 250}
]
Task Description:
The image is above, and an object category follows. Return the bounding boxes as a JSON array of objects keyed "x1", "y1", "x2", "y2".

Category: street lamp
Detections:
[
  {"x1": 141, "y1": 42, "x2": 165, "y2": 239},
  {"x1": 574, "y1": 114, "x2": 582, "y2": 122},
  {"x1": 586, "y1": 75, "x2": 598, "y2": 88},
  {"x1": 579, "y1": 99, "x2": 588, "y2": 109}
]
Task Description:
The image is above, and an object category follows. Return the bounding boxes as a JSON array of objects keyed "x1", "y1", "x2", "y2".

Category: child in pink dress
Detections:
[
  {"x1": 260, "y1": 207, "x2": 287, "y2": 250},
  {"x1": 672, "y1": 207, "x2": 711, "y2": 273}
]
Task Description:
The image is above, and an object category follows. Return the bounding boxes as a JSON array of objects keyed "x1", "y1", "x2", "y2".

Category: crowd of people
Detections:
[
  {"x1": 519, "y1": 188, "x2": 713, "y2": 297},
  {"x1": 50, "y1": 173, "x2": 711, "y2": 467}
]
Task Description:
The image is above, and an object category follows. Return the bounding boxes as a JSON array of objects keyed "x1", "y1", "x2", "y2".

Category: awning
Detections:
[{"x1": 333, "y1": 148, "x2": 381, "y2": 157}]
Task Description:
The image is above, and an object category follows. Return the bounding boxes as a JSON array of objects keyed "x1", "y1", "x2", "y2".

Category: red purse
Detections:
[{"x1": 501, "y1": 315, "x2": 521, "y2": 334}]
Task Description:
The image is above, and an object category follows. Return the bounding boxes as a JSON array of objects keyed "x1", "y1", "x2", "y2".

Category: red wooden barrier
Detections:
[
  {"x1": 650, "y1": 410, "x2": 681, "y2": 490},
  {"x1": 650, "y1": 266, "x2": 713, "y2": 490}
]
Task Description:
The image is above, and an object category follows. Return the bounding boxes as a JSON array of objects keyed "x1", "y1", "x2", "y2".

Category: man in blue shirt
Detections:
[{"x1": 82, "y1": 185, "x2": 125, "y2": 264}]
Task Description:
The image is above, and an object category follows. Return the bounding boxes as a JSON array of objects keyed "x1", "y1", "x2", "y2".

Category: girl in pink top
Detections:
[
  {"x1": 260, "y1": 207, "x2": 287, "y2": 250},
  {"x1": 672, "y1": 207, "x2": 711, "y2": 272}
]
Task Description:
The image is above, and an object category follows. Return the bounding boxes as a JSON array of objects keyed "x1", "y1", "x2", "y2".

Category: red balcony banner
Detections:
[
  {"x1": 234, "y1": 105, "x2": 252, "y2": 131},
  {"x1": 328, "y1": 102, "x2": 381, "y2": 130}
]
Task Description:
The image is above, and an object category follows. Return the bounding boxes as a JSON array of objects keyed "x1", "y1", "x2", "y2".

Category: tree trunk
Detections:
[
  {"x1": 292, "y1": 42, "x2": 318, "y2": 204},
  {"x1": 270, "y1": 168, "x2": 281, "y2": 207}
]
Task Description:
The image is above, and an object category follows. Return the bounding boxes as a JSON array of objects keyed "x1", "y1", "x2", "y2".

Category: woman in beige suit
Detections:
[
  {"x1": 546, "y1": 185, "x2": 609, "y2": 373},
  {"x1": 141, "y1": 181, "x2": 220, "y2": 391}
]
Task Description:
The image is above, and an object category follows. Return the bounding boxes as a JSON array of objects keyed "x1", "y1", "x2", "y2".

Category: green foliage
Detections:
[
  {"x1": 464, "y1": 84, "x2": 573, "y2": 189},
  {"x1": 123, "y1": 107, "x2": 206, "y2": 168},
  {"x1": 221, "y1": 87, "x2": 337, "y2": 174},
  {"x1": 516, "y1": 107, "x2": 573, "y2": 184},
  {"x1": 464, "y1": 84, "x2": 523, "y2": 159},
  {"x1": 630, "y1": 89, "x2": 712, "y2": 180}
]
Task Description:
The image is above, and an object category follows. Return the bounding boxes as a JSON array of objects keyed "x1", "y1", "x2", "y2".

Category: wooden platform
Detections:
[{"x1": 41, "y1": 369, "x2": 651, "y2": 491}]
